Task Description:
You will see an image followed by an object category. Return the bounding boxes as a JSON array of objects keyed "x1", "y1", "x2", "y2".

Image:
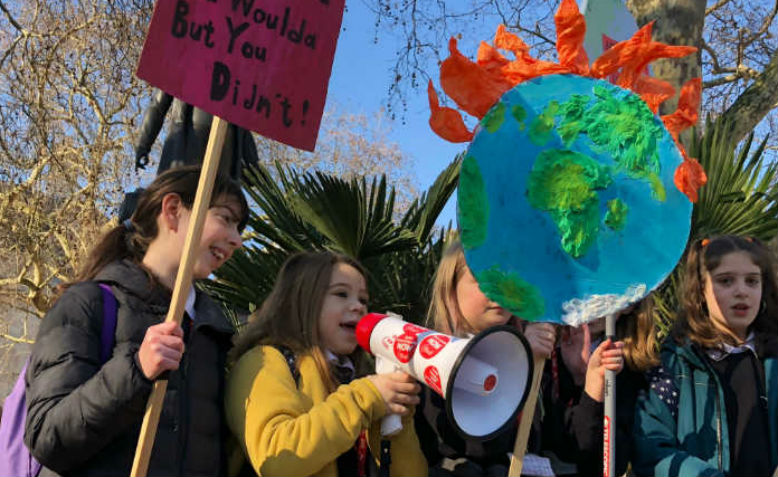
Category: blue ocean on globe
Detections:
[{"x1": 458, "y1": 74, "x2": 692, "y2": 325}]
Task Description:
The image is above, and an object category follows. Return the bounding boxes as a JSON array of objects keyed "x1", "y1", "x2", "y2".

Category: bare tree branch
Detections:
[
  {"x1": 0, "y1": 0, "x2": 31, "y2": 35},
  {"x1": 706, "y1": 0, "x2": 733, "y2": 15},
  {"x1": 719, "y1": 49, "x2": 778, "y2": 143},
  {"x1": 0, "y1": 0, "x2": 150, "y2": 325},
  {"x1": 0, "y1": 333, "x2": 34, "y2": 344},
  {"x1": 743, "y1": 0, "x2": 778, "y2": 46}
]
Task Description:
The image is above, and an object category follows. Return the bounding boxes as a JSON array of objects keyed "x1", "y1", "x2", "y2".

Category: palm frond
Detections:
[
  {"x1": 401, "y1": 154, "x2": 462, "y2": 242},
  {"x1": 690, "y1": 119, "x2": 778, "y2": 241},
  {"x1": 652, "y1": 119, "x2": 778, "y2": 334},
  {"x1": 291, "y1": 171, "x2": 417, "y2": 259},
  {"x1": 205, "y1": 156, "x2": 462, "y2": 328}
]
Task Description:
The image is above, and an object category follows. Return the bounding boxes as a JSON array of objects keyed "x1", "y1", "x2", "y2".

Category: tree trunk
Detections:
[
  {"x1": 628, "y1": 0, "x2": 778, "y2": 145},
  {"x1": 718, "y1": 50, "x2": 778, "y2": 144},
  {"x1": 626, "y1": 0, "x2": 706, "y2": 117}
]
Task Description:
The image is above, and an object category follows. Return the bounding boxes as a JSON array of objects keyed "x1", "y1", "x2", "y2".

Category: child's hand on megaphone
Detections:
[{"x1": 368, "y1": 371, "x2": 421, "y2": 416}]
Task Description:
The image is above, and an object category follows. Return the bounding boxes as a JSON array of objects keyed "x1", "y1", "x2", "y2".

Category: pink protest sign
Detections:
[{"x1": 136, "y1": 0, "x2": 345, "y2": 151}]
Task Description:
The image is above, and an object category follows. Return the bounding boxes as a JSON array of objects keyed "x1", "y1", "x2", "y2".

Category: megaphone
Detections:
[{"x1": 356, "y1": 313, "x2": 533, "y2": 439}]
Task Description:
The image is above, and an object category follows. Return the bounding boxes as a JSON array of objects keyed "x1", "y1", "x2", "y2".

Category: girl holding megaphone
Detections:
[
  {"x1": 225, "y1": 251, "x2": 427, "y2": 477},
  {"x1": 414, "y1": 240, "x2": 628, "y2": 477}
]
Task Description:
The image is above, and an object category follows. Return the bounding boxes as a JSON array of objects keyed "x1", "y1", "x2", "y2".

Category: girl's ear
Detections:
[{"x1": 159, "y1": 193, "x2": 183, "y2": 232}]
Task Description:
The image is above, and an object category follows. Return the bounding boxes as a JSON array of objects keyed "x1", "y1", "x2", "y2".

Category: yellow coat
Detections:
[{"x1": 225, "y1": 345, "x2": 428, "y2": 477}]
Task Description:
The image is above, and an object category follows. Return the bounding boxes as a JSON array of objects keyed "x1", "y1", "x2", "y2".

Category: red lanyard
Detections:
[{"x1": 356, "y1": 430, "x2": 368, "y2": 477}]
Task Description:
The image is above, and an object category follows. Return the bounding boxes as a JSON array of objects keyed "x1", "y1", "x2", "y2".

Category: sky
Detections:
[
  {"x1": 321, "y1": 0, "x2": 637, "y2": 227},
  {"x1": 323, "y1": 1, "x2": 465, "y2": 225}
]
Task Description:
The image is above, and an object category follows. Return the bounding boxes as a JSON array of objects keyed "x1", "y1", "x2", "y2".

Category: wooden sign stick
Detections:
[
  {"x1": 508, "y1": 357, "x2": 546, "y2": 477},
  {"x1": 130, "y1": 116, "x2": 229, "y2": 477}
]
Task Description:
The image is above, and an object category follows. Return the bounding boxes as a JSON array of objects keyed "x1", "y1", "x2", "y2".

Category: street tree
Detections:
[
  {"x1": 367, "y1": 0, "x2": 778, "y2": 148},
  {"x1": 0, "y1": 0, "x2": 152, "y2": 319},
  {"x1": 0, "y1": 0, "x2": 416, "y2": 375}
]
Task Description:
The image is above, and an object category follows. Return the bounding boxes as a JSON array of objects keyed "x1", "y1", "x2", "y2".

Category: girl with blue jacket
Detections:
[{"x1": 634, "y1": 235, "x2": 778, "y2": 477}]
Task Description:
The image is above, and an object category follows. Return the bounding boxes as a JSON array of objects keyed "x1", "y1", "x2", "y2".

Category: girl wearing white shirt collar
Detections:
[
  {"x1": 226, "y1": 251, "x2": 427, "y2": 476},
  {"x1": 634, "y1": 235, "x2": 778, "y2": 477}
]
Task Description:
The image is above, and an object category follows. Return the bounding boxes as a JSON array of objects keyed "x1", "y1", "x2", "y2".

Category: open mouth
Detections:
[
  {"x1": 210, "y1": 247, "x2": 226, "y2": 261},
  {"x1": 340, "y1": 321, "x2": 358, "y2": 332}
]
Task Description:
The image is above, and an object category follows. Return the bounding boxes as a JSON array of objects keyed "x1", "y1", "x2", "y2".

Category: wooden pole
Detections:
[
  {"x1": 508, "y1": 357, "x2": 546, "y2": 477},
  {"x1": 130, "y1": 116, "x2": 229, "y2": 477}
]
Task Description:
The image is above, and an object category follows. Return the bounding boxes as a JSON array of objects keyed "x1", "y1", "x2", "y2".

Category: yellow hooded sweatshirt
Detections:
[{"x1": 225, "y1": 346, "x2": 427, "y2": 476}]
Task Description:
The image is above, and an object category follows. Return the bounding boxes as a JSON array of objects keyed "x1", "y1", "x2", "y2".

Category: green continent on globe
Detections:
[
  {"x1": 646, "y1": 172, "x2": 666, "y2": 202},
  {"x1": 604, "y1": 198, "x2": 628, "y2": 231},
  {"x1": 476, "y1": 266, "x2": 545, "y2": 319},
  {"x1": 528, "y1": 149, "x2": 612, "y2": 258},
  {"x1": 459, "y1": 155, "x2": 489, "y2": 249},
  {"x1": 481, "y1": 102, "x2": 506, "y2": 133},
  {"x1": 556, "y1": 84, "x2": 665, "y2": 198},
  {"x1": 529, "y1": 100, "x2": 559, "y2": 146},
  {"x1": 556, "y1": 94, "x2": 590, "y2": 145},
  {"x1": 511, "y1": 104, "x2": 527, "y2": 130}
]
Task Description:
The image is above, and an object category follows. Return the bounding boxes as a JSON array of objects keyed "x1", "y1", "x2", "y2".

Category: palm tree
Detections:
[
  {"x1": 204, "y1": 157, "x2": 462, "y2": 328},
  {"x1": 653, "y1": 120, "x2": 778, "y2": 337}
]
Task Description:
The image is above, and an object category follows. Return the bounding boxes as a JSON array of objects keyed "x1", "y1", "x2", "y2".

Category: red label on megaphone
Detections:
[
  {"x1": 403, "y1": 323, "x2": 428, "y2": 335},
  {"x1": 393, "y1": 333, "x2": 418, "y2": 363},
  {"x1": 424, "y1": 365, "x2": 443, "y2": 394},
  {"x1": 357, "y1": 312, "x2": 533, "y2": 440},
  {"x1": 380, "y1": 336, "x2": 394, "y2": 351},
  {"x1": 419, "y1": 334, "x2": 450, "y2": 359}
]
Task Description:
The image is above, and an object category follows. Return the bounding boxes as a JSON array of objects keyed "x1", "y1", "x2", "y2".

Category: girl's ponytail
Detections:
[
  {"x1": 61, "y1": 165, "x2": 248, "y2": 292},
  {"x1": 71, "y1": 220, "x2": 141, "y2": 284}
]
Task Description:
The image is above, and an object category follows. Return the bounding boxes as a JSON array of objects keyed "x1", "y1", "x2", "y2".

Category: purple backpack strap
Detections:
[
  {"x1": 98, "y1": 284, "x2": 118, "y2": 361},
  {"x1": 0, "y1": 283, "x2": 118, "y2": 477},
  {"x1": 0, "y1": 361, "x2": 39, "y2": 477}
]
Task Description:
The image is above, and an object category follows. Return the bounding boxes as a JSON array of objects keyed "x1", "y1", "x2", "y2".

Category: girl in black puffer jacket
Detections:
[{"x1": 24, "y1": 166, "x2": 248, "y2": 476}]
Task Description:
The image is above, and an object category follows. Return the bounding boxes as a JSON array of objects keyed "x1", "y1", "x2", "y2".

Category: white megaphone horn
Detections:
[{"x1": 356, "y1": 313, "x2": 533, "y2": 439}]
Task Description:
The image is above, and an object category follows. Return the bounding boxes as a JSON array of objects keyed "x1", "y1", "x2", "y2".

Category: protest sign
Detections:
[
  {"x1": 131, "y1": 3, "x2": 346, "y2": 475},
  {"x1": 137, "y1": 0, "x2": 345, "y2": 151}
]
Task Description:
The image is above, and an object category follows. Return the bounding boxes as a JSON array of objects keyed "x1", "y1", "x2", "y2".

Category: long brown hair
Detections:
[
  {"x1": 426, "y1": 239, "x2": 471, "y2": 336},
  {"x1": 69, "y1": 166, "x2": 248, "y2": 286},
  {"x1": 676, "y1": 235, "x2": 778, "y2": 348},
  {"x1": 427, "y1": 239, "x2": 520, "y2": 336},
  {"x1": 230, "y1": 251, "x2": 369, "y2": 391},
  {"x1": 616, "y1": 296, "x2": 659, "y2": 372}
]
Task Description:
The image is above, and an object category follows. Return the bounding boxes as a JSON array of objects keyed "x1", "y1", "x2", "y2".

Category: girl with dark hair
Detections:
[
  {"x1": 634, "y1": 235, "x2": 778, "y2": 477},
  {"x1": 225, "y1": 251, "x2": 427, "y2": 477},
  {"x1": 25, "y1": 166, "x2": 249, "y2": 476}
]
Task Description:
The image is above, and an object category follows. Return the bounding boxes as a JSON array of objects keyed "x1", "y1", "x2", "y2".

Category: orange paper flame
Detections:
[
  {"x1": 674, "y1": 154, "x2": 707, "y2": 203},
  {"x1": 427, "y1": 0, "x2": 705, "y2": 202},
  {"x1": 555, "y1": 0, "x2": 589, "y2": 75},
  {"x1": 428, "y1": 81, "x2": 473, "y2": 143}
]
